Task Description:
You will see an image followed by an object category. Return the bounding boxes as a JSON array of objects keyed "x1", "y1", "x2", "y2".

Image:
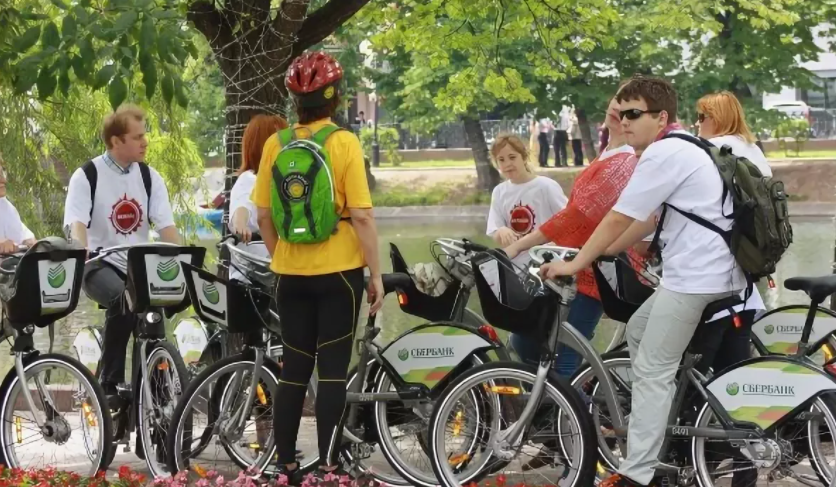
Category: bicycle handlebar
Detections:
[{"x1": 86, "y1": 242, "x2": 181, "y2": 264}]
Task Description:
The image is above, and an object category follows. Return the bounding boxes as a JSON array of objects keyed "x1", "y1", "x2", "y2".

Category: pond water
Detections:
[{"x1": 2, "y1": 218, "x2": 834, "y2": 377}]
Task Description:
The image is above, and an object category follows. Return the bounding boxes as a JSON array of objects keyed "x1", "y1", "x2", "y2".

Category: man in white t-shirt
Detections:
[
  {"x1": 540, "y1": 77, "x2": 745, "y2": 487},
  {"x1": 63, "y1": 104, "x2": 180, "y2": 401}
]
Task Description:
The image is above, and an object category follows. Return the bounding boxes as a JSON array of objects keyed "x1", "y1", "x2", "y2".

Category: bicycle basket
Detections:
[
  {"x1": 0, "y1": 239, "x2": 86, "y2": 329},
  {"x1": 125, "y1": 246, "x2": 206, "y2": 314},
  {"x1": 593, "y1": 252, "x2": 657, "y2": 323},
  {"x1": 182, "y1": 262, "x2": 271, "y2": 334},
  {"x1": 471, "y1": 249, "x2": 559, "y2": 339},
  {"x1": 390, "y1": 243, "x2": 463, "y2": 322}
]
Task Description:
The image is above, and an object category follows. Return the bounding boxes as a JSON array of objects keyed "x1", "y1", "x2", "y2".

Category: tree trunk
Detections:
[
  {"x1": 463, "y1": 116, "x2": 500, "y2": 191},
  {"x1": 576, "y1": 108, "x2": 597, "y2": 163}
]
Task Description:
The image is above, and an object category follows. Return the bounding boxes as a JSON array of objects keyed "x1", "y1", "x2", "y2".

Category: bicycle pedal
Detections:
[{"x1": 349, "y1": 442, "x2": 374, "y2": 460}]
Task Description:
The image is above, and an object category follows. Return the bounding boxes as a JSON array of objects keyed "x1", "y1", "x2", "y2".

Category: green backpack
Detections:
[
  {"x1": 659, "y1": 133, "x2": 793, "y2": 280},
  {"x1": 270, "y1": 125, "x2": 343, "y2": 244}
]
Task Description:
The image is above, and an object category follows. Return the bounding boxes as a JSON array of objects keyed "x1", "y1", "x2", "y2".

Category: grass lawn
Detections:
[
  {"x1": 766, "y1": 149, "x2": 836, "y2": 159},
  {"x1": 370, "y1": 149, "x2": 836, "y2": 170}
]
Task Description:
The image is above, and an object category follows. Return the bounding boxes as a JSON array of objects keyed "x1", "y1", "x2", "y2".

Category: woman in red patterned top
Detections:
[{"x1": 505, "y1": 93, "x2": 639, "y2": 377}]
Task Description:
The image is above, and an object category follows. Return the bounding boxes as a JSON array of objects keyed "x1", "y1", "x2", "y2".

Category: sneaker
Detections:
[
  {"x1": 101, "y1": 382, "x2": 123, "y2": 411},
  {"x1": 598, "y1": 474, "x2": 648, "y2": 487},
  {"x1": 251, "y1": 464, "x2": 304, "y2": 486}
]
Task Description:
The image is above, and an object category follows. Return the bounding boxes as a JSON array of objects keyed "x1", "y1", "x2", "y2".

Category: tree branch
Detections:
[
  {"x1": 273, "y1": 0, "x2": 312, "y2": 45},
  {"x1": 292, "y1": 0, "x2": 371, "y2": 54},
  {"x1": 187, "y1": 1, "x2": 224, "y2": 45}
]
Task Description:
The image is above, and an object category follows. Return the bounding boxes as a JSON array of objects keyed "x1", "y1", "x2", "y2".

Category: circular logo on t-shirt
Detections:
[
  {"x1": 110, "y1": 195, "x2": 144, "y2": 235},
  {"x1": 510, "y1": 203, "x2": 536, "y2": 235}
]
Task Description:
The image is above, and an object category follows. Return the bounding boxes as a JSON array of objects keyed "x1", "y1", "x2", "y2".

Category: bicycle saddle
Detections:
[{"x1": 784, "y1": 274, "x2": 836, "y2": 304}]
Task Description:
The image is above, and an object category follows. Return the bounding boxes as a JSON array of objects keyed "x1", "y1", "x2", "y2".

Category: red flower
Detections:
[{"x1": 496, "y1": 475, "x2": 507, "y2": 487}]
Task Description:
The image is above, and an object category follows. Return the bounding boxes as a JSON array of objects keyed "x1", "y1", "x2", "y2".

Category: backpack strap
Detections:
[
  {"x1": 311, "y1": 124, "x2": 343, "y2": 146},
  {"x1": 278, "y1": 128, "x2": 294, "y2": 147},
  {"x1": 662, "y1": 133, "x2": 733, "y2": 219},
  {"x1": 138, "y1": 162, "x2": 153, "y2": 226},
  {"x1": 81, "y1": 160, "x2": 97, "y2": 229}
]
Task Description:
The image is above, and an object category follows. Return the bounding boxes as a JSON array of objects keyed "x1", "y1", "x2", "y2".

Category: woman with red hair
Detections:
[{"x1": 229, "y1": 114, "x2": 288, "y2": 242}]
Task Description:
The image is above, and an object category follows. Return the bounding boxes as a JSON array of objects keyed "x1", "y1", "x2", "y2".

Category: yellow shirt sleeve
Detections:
[
  {"x1": 341, "y1": 132, "x2": 373, "y2": 209},
  {"x1": 252, "y1": 134, "x2": 281, "y2": 208}
]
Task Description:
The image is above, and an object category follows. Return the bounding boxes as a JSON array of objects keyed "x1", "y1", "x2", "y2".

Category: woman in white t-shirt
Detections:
[
  {"x1": 0, "y1": 156, "x2": 36, "y2": 253},
  {"x1": 696, "y1": 91, "x2": 770, "y2": 373},
  {"x1": 486, "y1": 133, "x2": 567, "y2": 264},
  {"x1": 228, "y1": 114, "x2": 287, "y2": 281}
]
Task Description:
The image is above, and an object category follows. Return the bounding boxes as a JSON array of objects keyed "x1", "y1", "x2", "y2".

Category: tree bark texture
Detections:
[
  {"x1": 463, "y1": 116, "x2": 501, "y2": 191},
  {"x1": 187, "y1": 0, "x2": 371, "y2": 233}
]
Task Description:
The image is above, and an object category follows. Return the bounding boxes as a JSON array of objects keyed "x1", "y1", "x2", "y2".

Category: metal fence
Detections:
[
  {"x1": 811, "y1": 109, "x2": 836, "y2": 139},
  {"x1": 351, "y1": 119, "x2": 584, "y2": 150}
]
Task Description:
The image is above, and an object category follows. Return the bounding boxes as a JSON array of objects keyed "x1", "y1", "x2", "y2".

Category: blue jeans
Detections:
[{"x1": 510, "y1": 293, "x2": 604, "y2": 376}]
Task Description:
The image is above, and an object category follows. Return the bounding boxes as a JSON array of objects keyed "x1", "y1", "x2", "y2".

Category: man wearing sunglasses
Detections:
[{"x1": 540, "y1": 76, "x2": 745, "y2": 487}]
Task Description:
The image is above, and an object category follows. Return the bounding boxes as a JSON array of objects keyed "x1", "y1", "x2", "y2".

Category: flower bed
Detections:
[{"x1": 0, "y1": 466, "x2": 381, "y2": 487}]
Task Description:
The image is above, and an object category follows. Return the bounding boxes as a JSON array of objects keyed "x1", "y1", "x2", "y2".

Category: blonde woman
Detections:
[
  {"x1": 486, "y1": 134, "x2": 567, "y2": 261},
  {"x1": 696, "y1": 91, "x2": 771, "y2": 176}
]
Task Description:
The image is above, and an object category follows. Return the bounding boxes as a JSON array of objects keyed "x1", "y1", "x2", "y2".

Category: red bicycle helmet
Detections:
[{"x1": 285, "y1": 51, "x2": 344, "y2": 106}]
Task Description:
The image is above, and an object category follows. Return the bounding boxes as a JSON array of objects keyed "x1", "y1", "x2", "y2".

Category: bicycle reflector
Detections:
[
  {"x1": 478, "y1": 324, "x2": 499, "y2": 342},
  {"x1": 396, "y1": 291, "x2": 408, "y2": 306}
]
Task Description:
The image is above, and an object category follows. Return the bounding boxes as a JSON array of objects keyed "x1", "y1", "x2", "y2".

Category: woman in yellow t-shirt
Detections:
[{"x1": 252, "y1": 51, "x2": 383, "y2": 484}]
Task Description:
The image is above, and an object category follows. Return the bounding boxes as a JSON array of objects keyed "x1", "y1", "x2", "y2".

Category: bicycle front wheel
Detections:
[
  {"x1": 137, "y1": 341, "x2": 190, "y2": 478},
  {"x1": 0, "y1": 353, "x2": 113, "y2": 476},
  {"x1": 428, "y1": 362, "x2": 598, "y2": 487},
  {"x1": 166, "y1": 351, "x2": 281, "y2": 483}
]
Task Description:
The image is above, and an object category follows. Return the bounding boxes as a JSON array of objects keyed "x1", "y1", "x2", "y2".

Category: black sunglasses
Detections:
[
  {"x1": 697, "y1": 113, "x2": 707, "y2": 123},
  {"x1": 619, "y1": 109, "x2": 662, "y2": 121}
]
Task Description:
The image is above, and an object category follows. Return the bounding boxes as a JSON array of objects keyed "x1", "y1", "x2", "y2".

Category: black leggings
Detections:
[{"x1": 273, "y1": 268, "x2": 365, "y2": 467}]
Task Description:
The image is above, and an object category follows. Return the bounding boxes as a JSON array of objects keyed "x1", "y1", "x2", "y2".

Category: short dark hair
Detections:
[
  {"x1": 616, "y1": 76, "x2": 678, "y2": 123},
  {"x1": 296, "y1": 92, "x2": 340, "y2": 124},
  {"x1": 359, "y1": 111, "x2": 364, "y2": 115}
]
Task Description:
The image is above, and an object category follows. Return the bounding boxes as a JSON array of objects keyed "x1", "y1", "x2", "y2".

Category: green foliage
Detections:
[
  {"x1": 0, "y1": 82, "x2": 206, "y2": 241},
  {"x1": 775, "y1": 118, "x2": 812, "y2": 157},
  {"x1": 182, "y1": 37, "x2": 226, "y2": 159},
  {"x1": 0, "y1": 0, "x2": 197, "y2": 110},
  {"x1": 359, "y1": 126, "x2": 401, "y2": 166}
]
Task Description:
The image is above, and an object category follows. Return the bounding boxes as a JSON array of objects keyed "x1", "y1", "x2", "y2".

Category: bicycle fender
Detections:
[
  {"x1": 706, "y1": 355, "x2": 836, "y2": 431},
  {"x1": 751, "y1": 305, "x2": 836, "y2": 356},
  {"x1": 379, "y1": 322, "x2": 497, "y2": 390}
]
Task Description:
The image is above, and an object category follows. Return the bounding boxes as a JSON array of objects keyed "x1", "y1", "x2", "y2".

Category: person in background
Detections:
[
  {"x1": 694, "y1": 90, "x2": 770, "y2": 371},
  {"x1": 0, "y1": 154, "x2": 36, "y2": 253},
  {"x1": 487, "y1": 134, "x2": 567, "y2": 262},
  {"x1": 503, "y1": 92, "x2": 640, "y2": 471},
  {"x1": 553, "y1": 107, "x2": 570, "y2": 167},
  {"x1": 538, "y1": 116, "x2": 553, "y2": 167},
  {"x1": 568, "y1": 109, "x2": 584, "y2": 166},
  {"x1": 228, "y1": 114, "x2": 288, "y2": 282},
  {"x1": 505, "y1": 93, "x2": 638, "y2": 377},
  {"x1": 230, "y1": 114, "x2": 288, "y2": 244},
  {"x1": 697, "y1": 91, "x2": 771, "y2": 177}
]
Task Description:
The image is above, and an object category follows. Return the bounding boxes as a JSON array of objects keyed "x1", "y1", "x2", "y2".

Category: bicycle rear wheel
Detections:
[{"x1": 0, "y1": 353, "x2": 113, "y2": 476}]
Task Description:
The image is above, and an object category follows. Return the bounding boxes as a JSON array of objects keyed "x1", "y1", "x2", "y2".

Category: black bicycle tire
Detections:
[{"x1": 137, "y1": 340, "x2": 190, "y2": 477}]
